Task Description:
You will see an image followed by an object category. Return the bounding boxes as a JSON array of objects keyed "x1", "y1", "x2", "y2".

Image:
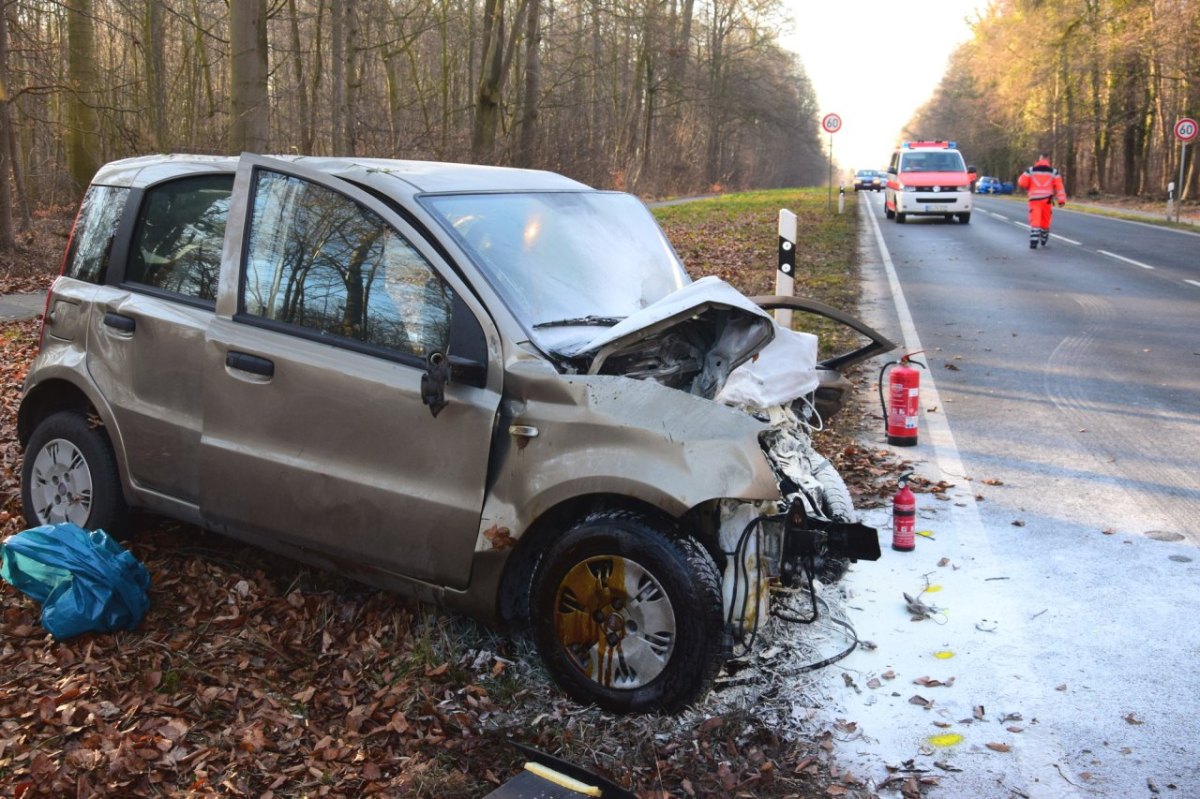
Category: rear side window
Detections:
[
  {"x1": 240, "y1": 170, "x2": 454, "y2": 360},
  {"x1": 63, "y1": 185, "x2": 130, "y2": 283},
  {"x1": 127, "y1": 175, "x2": 233, "y2": 301}
]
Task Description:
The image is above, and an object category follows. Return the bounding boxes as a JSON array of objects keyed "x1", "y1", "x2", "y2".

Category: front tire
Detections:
[
  {"x1": 531, "y1": 512, "x2": 724, "y2": 713},
  {"x1": 21, "y1": 411, "x2": 128, "y2": 533},
  {"x1": 958, "y1": 212, "x2": 971, "y2": 224},
  {"x1": 896, "y1": 212, "x2": 907, "y2": 223}
]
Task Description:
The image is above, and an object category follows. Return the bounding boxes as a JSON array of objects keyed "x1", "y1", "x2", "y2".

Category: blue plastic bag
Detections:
[{"x1": 0, "y1": 523, "x2": 151, "y2": 639}]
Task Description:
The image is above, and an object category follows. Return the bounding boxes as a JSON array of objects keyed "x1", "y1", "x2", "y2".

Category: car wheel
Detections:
[
  {"x1": 531, "y1": 511, "x2": 724, "y2": 713},
  {"x1": 958, "y1": 212, "x2": 971, "y2": 224},
  {"x1": 896, "y1": 212, "x2": 907, "y2": 223},
  {"x1": 21, "y1": 410, "x2": 128, "y2": 533},
  {"x1": 885, "y1": 205, "x2": 895, "y2": 219}
]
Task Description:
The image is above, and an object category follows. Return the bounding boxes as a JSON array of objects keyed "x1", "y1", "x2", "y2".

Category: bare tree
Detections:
[{"x1": 230, "y1": 0, "x2": 270, "y2": 152}]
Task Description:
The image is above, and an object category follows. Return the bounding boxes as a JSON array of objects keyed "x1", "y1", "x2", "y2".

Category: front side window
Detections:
[
  {"x1": 241, "y1": 170, "x2": 453, "y2": 359},
  {"x1": 63, "y1": 185, "x2": 130, "y2": 284},
  {"x1": 127, "y1": 175, "x2": 233, "y2": 301}
]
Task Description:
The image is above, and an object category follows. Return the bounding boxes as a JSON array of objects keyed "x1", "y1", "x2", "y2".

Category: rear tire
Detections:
[
  {"x1": 531, "y1": 511, "x2": 724, "y2": 713},
  {"x1": 959, "y1": 212, "x2": 971, "y2": 224},
  {"x1": 896, "y1": 212, "x2": 907, "y2": 223},
  {"x1": 21, "y1": 411, "x2": 129, "y2": 534}
]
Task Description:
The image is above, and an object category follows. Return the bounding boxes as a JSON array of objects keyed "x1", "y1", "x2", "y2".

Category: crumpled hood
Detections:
[{"x1": 565, "y1": 276, "x2": 818, "y2": 407}]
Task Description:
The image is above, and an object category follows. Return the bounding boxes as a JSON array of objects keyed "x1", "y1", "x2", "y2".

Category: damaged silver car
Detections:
[{"x1": 19, "y1": 154, "x2": 892, "y2": 713}]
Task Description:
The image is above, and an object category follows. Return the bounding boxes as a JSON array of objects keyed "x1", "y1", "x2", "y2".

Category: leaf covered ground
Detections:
[{"x1": 1, "y1": 192, "x2": 931, "y2": 798}]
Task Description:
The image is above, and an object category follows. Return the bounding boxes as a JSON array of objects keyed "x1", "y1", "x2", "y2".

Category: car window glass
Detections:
[
  {"x1": 127, "y1": 175, "x2": 233, "y2": 301},
  {"x1": 64, "y1": 185, "x2": 130, "y2": 284},
  {"x1": 242, "y1": 170, "x2": 453, "y2": 359}
]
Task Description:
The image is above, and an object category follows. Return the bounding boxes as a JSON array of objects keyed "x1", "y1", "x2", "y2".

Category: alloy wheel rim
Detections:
[
  {"x1": 553, "y1": 555, "x2": 676, "y2": 689},
  {"x1": 29, "y1": 438, "x2": 93, "y2": 527}
]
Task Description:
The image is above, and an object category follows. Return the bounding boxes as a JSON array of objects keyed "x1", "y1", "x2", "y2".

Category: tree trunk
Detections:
[
  {"x1": 287, "y1": 0, "x2": 313, "y2": 153},
  {"x1": 66, "y1": 0, "x2": 101, "y2": 195},
  {"x1": 514, "y1": 0, "x2": 540, "y2": 167},
  {"x1": 472, "y1": 0, "x2": 505, "y2": 161},
  {"x1": 144, "y1": 0, "x2": 167, "y2": 151},
  {"x1": 230, "y1": 0, "x2": 270, "y2": 152},
  {"x1": 0, "y1": 1, "x2": 16, "y2": 250},
  {"x1": 331, "y1": 0, "x2": 358, "y2": 154}
]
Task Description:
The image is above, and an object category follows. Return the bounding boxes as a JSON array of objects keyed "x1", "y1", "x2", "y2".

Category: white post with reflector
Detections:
[{"x1": 775, "y1": 209, "x2": 797, "y2": 328}]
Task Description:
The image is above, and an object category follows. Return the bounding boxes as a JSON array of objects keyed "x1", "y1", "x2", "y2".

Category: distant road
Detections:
[
  {"x1": 874, "y1": 192, "x2": 1200, "y2": 540},
  {"x1": 0, "y1": 293, "x2": 43, "y2": 321},
  {"x1": 829, "y1": 191, "x2": 1200, "y2": 799}
]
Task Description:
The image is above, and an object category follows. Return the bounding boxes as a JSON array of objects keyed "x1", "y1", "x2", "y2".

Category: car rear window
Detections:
[{"x1": 63, "y1": 185, "x2": 130, "y2": 284}]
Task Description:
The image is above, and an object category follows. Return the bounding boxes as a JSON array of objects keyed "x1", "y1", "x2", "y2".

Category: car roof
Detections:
[{"x1": 90, "y1": 153, "x2": 591, "y2": 194}]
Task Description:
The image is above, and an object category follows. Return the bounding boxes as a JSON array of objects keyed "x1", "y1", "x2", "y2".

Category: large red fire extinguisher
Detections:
[
  {"x1": 892, "y1": 472, "x2": 916, "y2": 552},
  {"x1": 878, "y1": 353, "x2": 925, "y2": 446}
]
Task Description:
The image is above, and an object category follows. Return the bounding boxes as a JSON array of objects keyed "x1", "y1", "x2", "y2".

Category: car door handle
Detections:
[
  {"x1": 226, "y1": 351, "x2": 275, "y2": 378},
  {"x1": 103, "y1": 311, "x2": 136, "y2": 333}
]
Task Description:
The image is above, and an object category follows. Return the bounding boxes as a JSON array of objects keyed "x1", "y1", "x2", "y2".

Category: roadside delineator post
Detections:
[{"x1": 776, "y1": 209, "x2": 797, "y2": 328}]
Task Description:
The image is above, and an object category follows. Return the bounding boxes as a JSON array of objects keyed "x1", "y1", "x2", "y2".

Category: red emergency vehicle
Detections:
[{"x1": 884, "y1": 141, "x2": 978, "y2": 224}]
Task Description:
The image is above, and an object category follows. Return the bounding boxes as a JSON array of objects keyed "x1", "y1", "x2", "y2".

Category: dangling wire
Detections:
[{"x1": 726, "y1": 515, "x2": 769, "y2": 657}]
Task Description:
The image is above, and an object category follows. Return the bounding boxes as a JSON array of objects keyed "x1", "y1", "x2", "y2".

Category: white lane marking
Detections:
[
  {"x1": 864, "y1": 205, "x2": 1085, "y2": 798},
  {"x1": 1051, "y1": 233, "x2": 1082, "y2": 245},
  {"x1": 1098, "y1": 250, "x2": 1156, "y2": 269},
  {"x1": 1186, "y1": 280, "x2": 1200, "y2": 289}
]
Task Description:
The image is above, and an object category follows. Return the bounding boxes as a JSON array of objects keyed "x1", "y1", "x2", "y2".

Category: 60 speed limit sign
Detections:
[
  {"x1": 821, "y1": 113, "x2": 842, "y2": 134},
  {"x1": 1175, "y1": 117, "x2": 1198, "y2": 143}
]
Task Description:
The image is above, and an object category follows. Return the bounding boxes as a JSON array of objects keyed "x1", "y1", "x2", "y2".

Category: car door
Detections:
[
  {"x1": 84, "y1": 173, "x2": 233, "y2": 510},
  {"x1": 200, "y1": 156, "x2": 502, "y2": 589}
]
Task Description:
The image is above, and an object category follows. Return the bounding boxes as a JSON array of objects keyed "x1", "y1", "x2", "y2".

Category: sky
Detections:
[{"x1": 781, "y1": 0, "x2": 990, "y2": 175}]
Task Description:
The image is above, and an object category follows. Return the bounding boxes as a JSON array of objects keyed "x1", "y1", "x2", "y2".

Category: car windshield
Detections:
[
  {"x1": 422, "y1": 191, "x2": 689, "y2": 348},
  {"x1": 901, "y1": 151, "x2": 966, "y2": 172}
]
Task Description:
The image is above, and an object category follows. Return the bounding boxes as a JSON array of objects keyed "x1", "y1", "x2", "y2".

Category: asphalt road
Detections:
[{"x1": 823, "y1": 192, "x2": 1200, "y2": 798}]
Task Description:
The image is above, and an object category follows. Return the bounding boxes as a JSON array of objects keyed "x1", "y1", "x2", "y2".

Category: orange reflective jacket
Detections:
[{"x1": 1017, "y1": 158, "x2": 1067, "y2": 203}]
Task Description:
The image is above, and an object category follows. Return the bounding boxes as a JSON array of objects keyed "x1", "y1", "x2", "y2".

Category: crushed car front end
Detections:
[{"x1": 422, "y1": 188, "x2": 889, "y2": 711}]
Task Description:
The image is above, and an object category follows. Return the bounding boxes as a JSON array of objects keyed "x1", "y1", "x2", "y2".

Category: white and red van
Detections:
[{"x1": 884, "y1": 141, "x2": 977, "y2": 224}]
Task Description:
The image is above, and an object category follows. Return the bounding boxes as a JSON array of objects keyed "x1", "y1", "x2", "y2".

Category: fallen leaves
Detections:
[{"x1": 0, "y1": 201, "x2": 876, "y2": 795}]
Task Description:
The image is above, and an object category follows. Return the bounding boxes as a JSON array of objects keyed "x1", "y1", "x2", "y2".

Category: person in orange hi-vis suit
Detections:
[{"x1": 1017, "y1": 153, "x2": 1067, "y2": 249}]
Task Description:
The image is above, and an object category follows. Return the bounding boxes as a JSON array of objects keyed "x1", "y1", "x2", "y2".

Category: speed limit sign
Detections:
[
  {"x1": 821, "y1": 113, "x2": 842, "y2": 134},
  {"x1": 1175, "y1": 117, "x2": 1198, "y2": 143}
]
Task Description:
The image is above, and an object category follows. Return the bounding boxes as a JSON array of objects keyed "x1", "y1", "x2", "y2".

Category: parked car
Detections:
[
  {"x1": 853, "y1": 169, "x2": 884, "y2": 191},
  {"x1": 976, "y1": 176, "x2": 1014, "y2": 194},
  {"x1": 18, "y1": 154, "x2": 891, "y2": 713}
]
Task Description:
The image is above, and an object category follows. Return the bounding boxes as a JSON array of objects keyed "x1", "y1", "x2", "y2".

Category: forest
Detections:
[
  {"x1": 908, "y1": 0, "x2": 1199, "y2": 200},
  {"x1": 0, "y1": 0, "x2": 828, "y2": 252},
  {"x1": 0, "y1": 0, "x2": 1194, "y2": 257}
]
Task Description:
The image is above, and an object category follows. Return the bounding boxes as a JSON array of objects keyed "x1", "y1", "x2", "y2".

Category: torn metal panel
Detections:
[{"x1": 475, "y1": 370, "x2": 783, "y2": 554}]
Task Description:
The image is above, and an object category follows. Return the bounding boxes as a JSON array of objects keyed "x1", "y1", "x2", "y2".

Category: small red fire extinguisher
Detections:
[
  {"x1": 878, "y1": 352, "x2": 925, "y2": 447},
  {"x1": 892, "y1": 473, "x2": 916, "y2": 552}
]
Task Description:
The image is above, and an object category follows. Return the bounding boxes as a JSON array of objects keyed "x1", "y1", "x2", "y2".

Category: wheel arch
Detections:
[
  {"x1": 494, "y1": 493, "x2": 725, "y2": 629},
  {"x1": 18, "y1": 378, "x2": 105, "y2": 447}
]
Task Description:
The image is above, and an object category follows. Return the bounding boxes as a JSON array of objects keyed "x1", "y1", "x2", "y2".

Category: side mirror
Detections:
[{"x1": 421, "y1": 352, "x2": 451, "y2": 417}]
